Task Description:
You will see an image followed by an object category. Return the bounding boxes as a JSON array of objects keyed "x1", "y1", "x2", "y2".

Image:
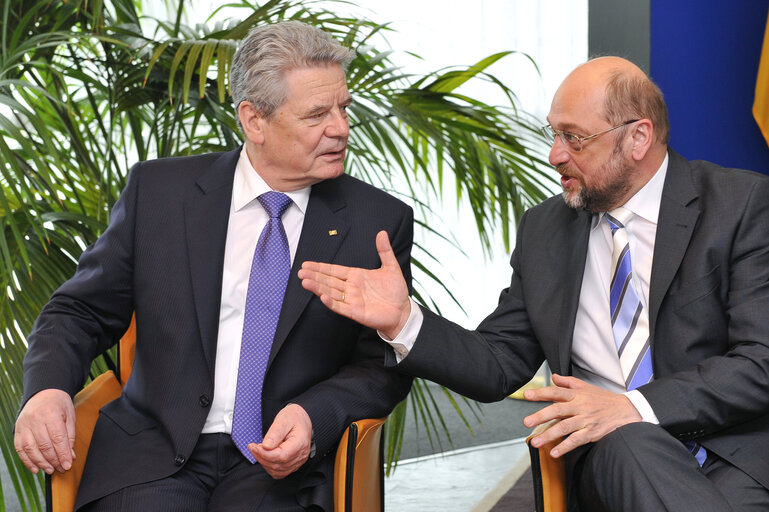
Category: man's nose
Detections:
[
  {"x1": 326, "y1": 109, "x2": 349, "y2": 138},
  {"x1": 548, "y1": 134, "x2": 570, "y2": 167}
]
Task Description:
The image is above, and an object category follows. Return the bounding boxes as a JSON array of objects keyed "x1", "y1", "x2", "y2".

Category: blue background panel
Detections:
[{"x1": 651, "y1": 0, "x2": 769, "y2": 174}]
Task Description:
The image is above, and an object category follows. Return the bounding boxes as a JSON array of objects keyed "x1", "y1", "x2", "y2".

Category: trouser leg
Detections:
[
  {"x1": 79, "y1": 434, "x2": 219, "y2": 512},
  {"x1": 701, "y1": 451, "x2": 769, "y2": 512},
  {"x1": 576, "y1": 422, "x2": 735, "y2": 512},
  {"x1": 80, "y1": 434, "x2": 307, "y2": 512}
]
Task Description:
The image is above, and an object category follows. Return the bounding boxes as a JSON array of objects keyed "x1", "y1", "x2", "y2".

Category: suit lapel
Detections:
[
  {"x1": 551, "y1": 208, "x2": 593, "y2": 375},
  {"x1": 268, "y1": 180, "x2": 350, "y2": 365},
  {"x1": 184, "y1": 149, "x2": 239, "y2": 372},
  {"x1": 649, "y1": 149, "x2": 700, "y2": 337}
]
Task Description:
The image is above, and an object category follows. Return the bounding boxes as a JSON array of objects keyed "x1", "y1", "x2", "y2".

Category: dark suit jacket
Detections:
[
  {"x1": 394, "y1": 149, "x2": 769, "y2": 491},
  {"x1": 21, "y1": 148, "x2": 414, "y2": 510}
]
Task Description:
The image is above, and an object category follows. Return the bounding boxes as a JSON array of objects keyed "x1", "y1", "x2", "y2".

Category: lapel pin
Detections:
[{"x1": 328, "y1": 230, "x2": 338, "y2": 236}]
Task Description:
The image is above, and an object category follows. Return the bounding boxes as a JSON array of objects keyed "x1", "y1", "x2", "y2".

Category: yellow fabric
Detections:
[{"x1": 754, "y1": 11, "x2": 769, "y2": 147}]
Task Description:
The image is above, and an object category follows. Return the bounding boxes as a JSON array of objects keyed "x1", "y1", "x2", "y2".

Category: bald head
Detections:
[
  {"x1": 558, "y1": 57, "x2": 645, "y2": 99},
  {"x1": 569, "y1": 56, "x2": 646, "y2": 81},
  {"x1": 554, "y1": 57, "x2": 670, "y2": 146}
]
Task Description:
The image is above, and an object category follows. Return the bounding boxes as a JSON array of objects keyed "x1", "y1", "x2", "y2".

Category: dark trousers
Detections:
[
  {"x1": 80, "y1": 433, "x2": 312, "y2": 512},
  {"x1": 573, "y1": 422, "x2": 769, "y2": 512}
]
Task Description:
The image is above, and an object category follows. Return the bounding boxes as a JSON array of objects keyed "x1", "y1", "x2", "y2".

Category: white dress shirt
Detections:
[
  {"x1": 202, "y1": 146, "x2": 311, "y2": 434},
  {"x1": 571, "y1": 153, "x2": 668, "y2": 421},
  {"x1": 386, "y1": 153, "x2": 670, "y2": 423}
]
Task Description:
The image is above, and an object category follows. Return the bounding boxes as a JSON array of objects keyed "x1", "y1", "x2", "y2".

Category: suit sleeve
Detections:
[
  {"x1": 291, "y1": 205, "x2": 415, "y2": 461},
  {"x1": 640, "y1": 176, "x2": 769, "y2": 440},
  {"x1": 21, "y1": 165, "x2": 139, "y2": 405},
  {"x1": 394, "y1": 209, "x2": 545, "y2": 403}
]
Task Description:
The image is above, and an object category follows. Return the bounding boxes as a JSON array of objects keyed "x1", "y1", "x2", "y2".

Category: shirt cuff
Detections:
[
  {"x1": 624, "y1": 389, "x2": 659, "y2": 424},
  {"x1": 378, "y1": 297, "x2": 423, "y2": 363}
]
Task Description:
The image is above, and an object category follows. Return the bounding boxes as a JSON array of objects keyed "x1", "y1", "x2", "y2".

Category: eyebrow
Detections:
[
  {"x1": 304, "y1": 95, "x2": 353, "y2": 118},
  {"x1": 547, "y1": 118, "x2": 582, "y2": 132},
  {"x1": 305, "y1": 104, "x2": 330, "y2": 117}
]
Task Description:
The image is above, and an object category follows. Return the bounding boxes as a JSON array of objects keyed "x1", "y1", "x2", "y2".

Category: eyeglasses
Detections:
[{"x1": 541, "y1": 119, "x2": 640, "y2": 152}]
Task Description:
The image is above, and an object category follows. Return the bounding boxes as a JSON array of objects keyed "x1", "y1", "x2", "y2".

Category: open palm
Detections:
[{"x1": 299, "y1": 231, "x2": 411, "y2": 339}]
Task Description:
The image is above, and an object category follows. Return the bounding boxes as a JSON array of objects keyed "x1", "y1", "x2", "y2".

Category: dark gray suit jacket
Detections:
[
  {"x1": 395, "y1": 149, "x2": 769, "y2": 489},
  {"x1": 22, "y1": 148, "x2": 414, "y2": 510}
]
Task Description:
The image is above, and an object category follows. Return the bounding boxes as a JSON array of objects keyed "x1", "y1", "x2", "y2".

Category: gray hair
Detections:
[{"x1": 231, "y1": 21, "x2": 355, "y2": 129}]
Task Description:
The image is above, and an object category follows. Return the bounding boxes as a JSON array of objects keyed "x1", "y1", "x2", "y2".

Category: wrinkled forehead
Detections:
[{"x1": 281, "y1": 64, "x2": 351, "y2": 111}]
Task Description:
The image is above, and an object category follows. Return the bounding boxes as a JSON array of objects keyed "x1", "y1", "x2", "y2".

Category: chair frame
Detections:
[
  {"x1": 526, "y1": 422, "x2": 567, "y2": 512},
  {"x1": 333, "y1": 418, "x2": 386, "y2": 512}
]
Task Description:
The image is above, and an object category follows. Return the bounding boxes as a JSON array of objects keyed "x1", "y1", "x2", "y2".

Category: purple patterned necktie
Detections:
[{"x1": 231, "y1": 191, "x2": 292, "y2": 463}]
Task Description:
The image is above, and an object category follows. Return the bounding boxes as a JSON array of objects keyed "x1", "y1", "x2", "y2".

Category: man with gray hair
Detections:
[{"x1": 15, "y1": 20, "x2": 413, "y2": 511}]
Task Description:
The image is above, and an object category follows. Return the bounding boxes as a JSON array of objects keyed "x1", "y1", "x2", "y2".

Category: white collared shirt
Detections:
[
  {"x1": 387, "y1": 153, "x2": 670, "y2": 423},
  {"x1": 570, "y1": 153, "x2": 668, "y2": 421},
  {"x1": 202, "y1": 146, "x2": 311, "y2": 434}
]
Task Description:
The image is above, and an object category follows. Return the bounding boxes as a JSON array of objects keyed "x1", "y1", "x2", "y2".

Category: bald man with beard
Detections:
[{"x1": 299, "y1": 57, "x2": 769, "y2": 511}]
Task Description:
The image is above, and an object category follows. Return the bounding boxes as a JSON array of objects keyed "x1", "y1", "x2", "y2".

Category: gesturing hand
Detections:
[
  {"x1": 299, "y1": 230, "x2": 411, "y2": 339},
  {"x1": 523, "y1": 374, "x2": 642, "y2": 458}
]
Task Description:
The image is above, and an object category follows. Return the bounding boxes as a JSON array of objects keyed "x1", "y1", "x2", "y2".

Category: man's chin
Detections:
[
  {"x1": 312, "y1": 165, "x2": 346, "y2": 183},
  {"x1": 561, "y1": 188, "x2": 585, "y2": 210}
]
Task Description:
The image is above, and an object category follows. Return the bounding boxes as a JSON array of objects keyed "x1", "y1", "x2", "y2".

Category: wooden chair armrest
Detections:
[
  {"x1": 49, "y1": 371, "x2": 123, "y2": 512},
  {"x1": 526, "y1": 421, "x2": 567, "y2": 512},
  {"x1": 48, "y1": 315, "x2": 135, "y2": 512},
  {"x1": 333, "y1": 417, "x2": 386, "y2": 512}
]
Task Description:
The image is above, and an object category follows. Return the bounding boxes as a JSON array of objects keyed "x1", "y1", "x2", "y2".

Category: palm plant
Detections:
[{"x1": 0, "y1": 0, "x2": 554, "y2": 508}]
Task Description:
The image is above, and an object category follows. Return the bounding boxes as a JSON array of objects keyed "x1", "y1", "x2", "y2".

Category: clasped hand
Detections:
[
  {"x1": 523, "y1": 374, "x2": 642, "y2": 458},
  {"x1": 249, "y1": 403, "x2": 313, "y2": 479}
]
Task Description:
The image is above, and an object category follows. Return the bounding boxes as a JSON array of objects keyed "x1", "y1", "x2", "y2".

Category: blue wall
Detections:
[{"x1": 650, "y1": 1, "x2": 769, "y2": 174}]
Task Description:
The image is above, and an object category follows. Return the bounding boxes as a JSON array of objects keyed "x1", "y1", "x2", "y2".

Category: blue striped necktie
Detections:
[
  {"x1": 607, "y1": 208, "x2": 706, "y2": 466},
  {"x1": 607, "y1": 208, "x2": 653, "y2": 391},
  {"x1": 231, "y1": 191, "x2": 292, "y2": 463}
]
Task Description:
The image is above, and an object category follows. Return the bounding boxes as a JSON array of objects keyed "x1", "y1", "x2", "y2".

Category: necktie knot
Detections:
[
  {"x1": 606, "y1": 207, "x2": 633, "y2": 231},
  {"x1": 258, "y1": 191, "x2": 292, "y2": 219}
]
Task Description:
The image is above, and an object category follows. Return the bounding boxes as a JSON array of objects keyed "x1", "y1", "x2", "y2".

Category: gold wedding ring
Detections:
[{"x1": 341, "y1": 292, "x2": 345, "y2": 302}]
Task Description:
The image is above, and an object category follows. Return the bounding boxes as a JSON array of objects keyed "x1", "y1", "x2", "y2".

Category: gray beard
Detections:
[
  {"x1": 561, "y1": 145, "x2": 633, "y2": 213},
  {"x1": 563, "y1": 189, "x2": 586, "y2": 210},
  {"x1": 562, "y1": 177, "x2": 631, "y2": 212}
]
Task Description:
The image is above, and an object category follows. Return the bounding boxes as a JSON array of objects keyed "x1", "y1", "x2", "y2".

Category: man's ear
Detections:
[
  {"x1": 238, "y1": 101, "x2": 266, "y2": 145},
  {"x1": 629, "y1": 119, "x2": 654, "y2": 161}
]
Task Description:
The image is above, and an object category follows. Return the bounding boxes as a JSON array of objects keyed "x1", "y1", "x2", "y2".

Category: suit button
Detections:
[
  {"x1": 174, "y1": 455, "x2": 186, "y2": 466},
  {"x1": 199, "y1": 394, "x2": 211, "y2": 407}
]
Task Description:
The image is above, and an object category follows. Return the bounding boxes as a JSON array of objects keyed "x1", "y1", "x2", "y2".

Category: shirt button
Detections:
[
  {"x1": 174, "y1": 454, "x2": 186, "y2": 466},
  {"x1": 228, "y1": 412, "x2": 234, "y2": 420},
  {"x1": 199, "y1": 394, "x2": 211, "y2": 407}
]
